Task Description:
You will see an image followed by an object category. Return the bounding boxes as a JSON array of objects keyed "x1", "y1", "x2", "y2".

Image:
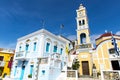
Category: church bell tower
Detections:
[
  {"x1": 76, "y1": 4, "x2": 93, "y2": 76},
  {"x1": 76, "y1": 4, "x2": 91, "y2": 45}
]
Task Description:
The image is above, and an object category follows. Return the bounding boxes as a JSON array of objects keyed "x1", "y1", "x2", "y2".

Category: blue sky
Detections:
[{"x1": 0, "y1": 0, "x2": 120, "y2": 49}]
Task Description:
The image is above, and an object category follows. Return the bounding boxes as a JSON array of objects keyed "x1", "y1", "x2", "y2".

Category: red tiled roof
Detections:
[{"x1": 96, "y1": 32, "x2": 114, "y2": 40}]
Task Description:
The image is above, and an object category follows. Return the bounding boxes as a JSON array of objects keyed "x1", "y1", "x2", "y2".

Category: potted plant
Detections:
[
  {"x1": 97, "y1": 72, "x2": 101, "y2": 78},
  {"x1": 28, "y1": 74, "x2": 32, "y2": 78}
]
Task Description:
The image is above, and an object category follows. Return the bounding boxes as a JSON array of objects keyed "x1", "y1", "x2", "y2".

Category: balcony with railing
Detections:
[
  {"x1": 50, "y1": 53, "x2": 61, "y2": 61},
  {"x1": 0, "y1": 61, "x2": 5, "y2": 67},
  {"x1": 76, "y1": 43, "x2": 92, "y2": 50},
  {"x1": 15, "y1": 51, "x2": 29, "y2": 60}
]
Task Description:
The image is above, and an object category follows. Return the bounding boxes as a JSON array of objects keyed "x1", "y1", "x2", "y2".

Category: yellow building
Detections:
[
  {"x1": 75, "y1": 4, "x2": 120, "y2": 77},
  {"x1": 0, "y1": 48, "x2": 14, "y2": 78},
  {"x1": 93, "y1": 32, "x2": 120, "y2": 72},
  {"x1": 76, "y1": 4, "x2": 93, "y2": 76}
]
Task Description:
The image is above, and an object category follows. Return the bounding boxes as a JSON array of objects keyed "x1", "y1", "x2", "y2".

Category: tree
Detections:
[{"x1": 72, "y1": 59, "x2": 80, "y2": 70}]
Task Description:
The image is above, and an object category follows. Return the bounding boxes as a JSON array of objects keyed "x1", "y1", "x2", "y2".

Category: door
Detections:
[
  {"x1": 82, "y1": 61, "x2": 89, "y2": 75},
  {"x1": 111, "y1": 60, "x2": 120, "y2": 70},
  {"x1": 20, "y1": 66, "x2": 25, "y2": 80}
]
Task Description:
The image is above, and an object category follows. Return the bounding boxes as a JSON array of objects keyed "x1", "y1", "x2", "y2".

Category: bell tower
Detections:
[{"x1": 76, "y1": 4, "x2": 91, "y2": 45}]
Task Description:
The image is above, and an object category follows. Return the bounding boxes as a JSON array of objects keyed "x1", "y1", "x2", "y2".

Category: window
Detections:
[
  {"x1": 0, "y1": 56, "x2": 4, "y2": 61},
  {"x1": 30, "y1": 65, "x2": 34, "y2": 76},
  {"x1": 60, "y1": 48, "x2": 63, "y2": 54},
  {"x1": 33, "y1": 42, "x2": 37, "y2": 51},
  {"x1": 19, "y1": 46, "x2": 22, "y2": 51},
  {"x1": 25, "y1": 44, "x2": 29, "y2": 51},
  {"x1": 82, "y1": 20, "x2": 85, "y2": 25},
  {"x1": 46, "y1": 43, "x2": 50, "y2": 52},
  {"x1": 109, "y1": 48, "x2": 115, "y2": 54},
  {"x1": 42, "y1": 70, "x2": 45, "y2": 75},
  {"x1": 53, "y1": 46, "x2": 57, "y2": 52},
  {"x1": 79, "y1": 20, "x2": 82, "y2": 26},
  {"x1": 80, "y1": 33, "x2": 86, "y2": 44},
  {"x1": 14, "y1": 66, "x2": 17, "y2": 76}
]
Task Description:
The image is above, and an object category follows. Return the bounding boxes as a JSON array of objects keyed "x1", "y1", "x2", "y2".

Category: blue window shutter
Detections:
[
  {"x1": 19, "y1": 46, "x2": 21, "y2": 51},
  {"x1": 42, "y1": 70, "x2": 45, "y2": 75},
  {"x1": 14, "y1": 66, "x2": 17, "y2": 76},
  {"x1": 26, "y1": 44, "x2": 29, "y2": 51},
  {"x1": 46, "y1": 43, "x2": 50, "y2": 52},
  {"x1": 60, "y1": 48, "x2": 63, "y2": 54},
  {"x1": 30, "y1": 65, "x2": 33, "y2": 75},
  {"x1": 53, "y1": 46, "x2": 57, "y2": 52},
  {"x1": 33, "y1": 42, "x2": 37, "y2": 51}
]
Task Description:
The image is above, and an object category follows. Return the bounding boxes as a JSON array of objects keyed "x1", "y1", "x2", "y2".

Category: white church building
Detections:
[{"x1": 10, "y1": 29, "x2": 72, "y2": 80}]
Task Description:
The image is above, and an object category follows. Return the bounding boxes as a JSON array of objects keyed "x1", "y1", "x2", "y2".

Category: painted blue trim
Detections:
[
  {"x1": 33, "y1": 42, "x2": 37, "y2": 51},
  {"x1": 19, "y1": 46, "x2": 21, "y2": 51},
  {"x1": 25, "y1": 44, "x2": 29, "y2": 51},
  {"x1": 53, "y1": 46, "x2": 57, "y2": 52},
  {"x1": 60, "y1": 48, "x2": 63, "y2": 54},
  {"x1": 42, "y1": 70, "x2": 45, "y2": 75},
  {"x1": 46, "y1": 43, "x2": 50, "y2": 52},
  {"x1": 14, "y1": 66, "x2": 17, "y2": 76},
  {"x1": 30, "y1": 65, "x2": 33, "y2": 75},
  {"x1": 20, "y1": 67, "x2": 25, "y2": 80}
]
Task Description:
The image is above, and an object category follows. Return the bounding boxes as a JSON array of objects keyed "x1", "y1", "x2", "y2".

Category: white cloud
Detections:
[
  {"x1": 67, "y1": 35, "x2": 76, "y2": 41},
  {"x1": 116, "y1": 31, "x2": 120, "y2": 35},
  {"x1": 0, "y1": 42, "x2": 16, "y2": 49},
  {"x1": 90, "y1": 34, "x2": 100, "y2": 45}
]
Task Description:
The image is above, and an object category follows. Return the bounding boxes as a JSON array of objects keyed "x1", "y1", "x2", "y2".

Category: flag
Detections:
[
  {"x1": 60, "y1": 24, "x2": 64, "y2": 29},
  {"x1": 111, "y1": 35, "x2": 119, "y2": 56},
  {"x1": 65, "y1": 44, "x2": 69, "y2": 55}
]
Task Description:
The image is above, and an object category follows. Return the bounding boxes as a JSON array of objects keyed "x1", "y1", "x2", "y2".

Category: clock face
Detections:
[
  {"x1": 79, "y1": 11, "x2": 82, "y2": 15},
  {"x1": 80, "y1": 11, "x2": 83, "y2": 16}
]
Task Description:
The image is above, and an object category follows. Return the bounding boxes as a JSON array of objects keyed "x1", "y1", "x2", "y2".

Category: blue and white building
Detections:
[{"x1": 10, "y1": 29, "x2": 72, "y2": 80}]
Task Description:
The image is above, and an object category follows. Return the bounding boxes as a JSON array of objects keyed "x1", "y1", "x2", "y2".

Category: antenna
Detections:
[{"x1": 41, "y1": 19, "x2": 45, "y2": 29}]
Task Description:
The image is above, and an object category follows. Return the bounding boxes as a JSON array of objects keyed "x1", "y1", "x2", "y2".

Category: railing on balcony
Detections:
[
  {"x1": 15, "y1": 51, "x2": 28, "y2": 59},
  {"x1": 76, "y1": 43, "x2": 92, "y2": 49},
  {"x1": 0, "y1": 61, "x2": 5, "y2": 67},
  {"x1": 50, "y1": 53, "x2": 61, "y2": 61}
]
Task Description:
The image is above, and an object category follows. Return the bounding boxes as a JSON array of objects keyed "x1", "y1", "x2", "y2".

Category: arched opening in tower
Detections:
[{"x1": 80, "y1": 33, "x2": 86, "y2": 44}]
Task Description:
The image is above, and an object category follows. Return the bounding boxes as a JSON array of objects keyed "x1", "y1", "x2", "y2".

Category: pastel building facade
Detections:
[
  {"x1": 93, "y1": 33, "x2": 120, "y2": 72},
  {"x1": 0, "y1": 49, "x2": 14, "y2": 78},
  {"x1": 75, "y1": 4, "x2": 93, "y2": 76},
  {"x1": 10, "y1": 29, "x2": 70, "y2": 80},
  {"x1": 75, "y1": 4, "x2": 120, "y2": 77}
]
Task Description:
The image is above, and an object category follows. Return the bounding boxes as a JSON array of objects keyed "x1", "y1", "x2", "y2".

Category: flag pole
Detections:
[{"x1": 59, "y1": 24, "x2": 64, "y2": 35}]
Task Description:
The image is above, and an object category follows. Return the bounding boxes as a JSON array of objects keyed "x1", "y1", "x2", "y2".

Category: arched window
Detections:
[
  {"x1": 80, "y1": 33, "x2": 86, "y2": 44},
  {"x1": 33, "y1": 42, "x2": 37, "y2": 51},
  {"x1": 53, "y1": 41, "x2": 58, "y2": 53},
  {"x1": 79, "y1": 20, "x2": 82, "y2": 26},
  {"x1": 25, "y1": 44, "x2": 29, "y2": 51},
  {"x1": 45, "y1": 38, "x2": 52, "y2": 53},
  {"x1": 46, "y1": 42, "x2": 50, "y2": 52},
  {"x1": 82, "y1": 20, "x2": 85, "y2": 25},
  {"x1": 25, "y1": 39, "x2": 30, "y2": 52}
]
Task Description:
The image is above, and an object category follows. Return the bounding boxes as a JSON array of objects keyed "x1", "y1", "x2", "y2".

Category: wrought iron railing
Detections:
[{"x1": 76, "y1": 43, "x2": 92, "y2": 49}]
